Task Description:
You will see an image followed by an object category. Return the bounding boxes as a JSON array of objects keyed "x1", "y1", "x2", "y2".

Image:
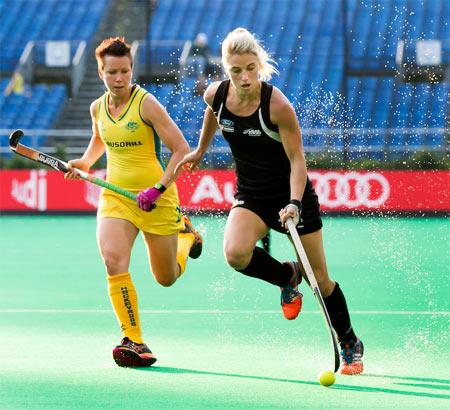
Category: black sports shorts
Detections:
[{"x1": 232, "y1": 185, "x2": 323, "y2": 236}]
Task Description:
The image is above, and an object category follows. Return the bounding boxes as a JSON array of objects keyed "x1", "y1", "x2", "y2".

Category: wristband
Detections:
[
  {"x1": 290, "y1": 199, "x2": 302, "y2": 209},
  {"x1": 154, "y1": 182, "x2": 167, "y2": 193}
]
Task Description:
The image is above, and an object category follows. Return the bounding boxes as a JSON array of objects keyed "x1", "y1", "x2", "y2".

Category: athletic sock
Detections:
[
  {"x1": 177, "y1": 232, "x2": 195, "y2": 274},
  {"x1": 323, "y1": 282, "x2": 357, "y2": 343},
  {"x1": 107, "y1": 272, "x2": 143, "y2": 344},
  {"x1": 236, "y1": 246, "x2": 292, "y2": 287}
]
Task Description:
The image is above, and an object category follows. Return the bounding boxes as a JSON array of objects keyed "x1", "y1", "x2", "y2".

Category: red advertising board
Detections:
[{"x1": 0, "y1": 169, "x2": 449, "y2": 213}]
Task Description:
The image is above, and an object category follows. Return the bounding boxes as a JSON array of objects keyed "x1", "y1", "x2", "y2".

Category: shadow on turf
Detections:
[
  {"x1": 363, "y1": 373, "x2": 450, "y2": 385},
  {"x1": 137, "y1": 367, "x2": 450, "y2": 400},
  {"x1": 362, "y1": 373, "x2": 450, "y2": 392}
]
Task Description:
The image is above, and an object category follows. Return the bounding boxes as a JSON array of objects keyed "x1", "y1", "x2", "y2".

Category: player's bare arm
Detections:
[
  {"x1": 270, "y1": 87, "x2": 308, "y2": 226},
  {"x1": 65, "y1": 100, "x2": 106, "y2": 180},
  {"x1": 141, "y1": 94, "x2": 190, "y2": 187}
]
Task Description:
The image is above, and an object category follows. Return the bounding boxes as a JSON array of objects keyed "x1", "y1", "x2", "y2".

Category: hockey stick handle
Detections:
[{"x1": 69, "y1": 167, "x2": 137, "y2": 201}]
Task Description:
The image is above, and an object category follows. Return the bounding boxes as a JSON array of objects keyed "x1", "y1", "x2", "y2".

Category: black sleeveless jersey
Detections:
[{"x1": 212, "y1": 80, "x2": 291, "y2": 200}]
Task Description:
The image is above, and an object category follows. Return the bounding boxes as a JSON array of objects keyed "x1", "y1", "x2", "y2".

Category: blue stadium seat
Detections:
[
  {"x1": 1, "y1": 0, "x2": 108, "y2": 73},
  {"x1": 2, "y1": 0, "x2": 447, "y2": 159},
  {"x1": 0, "y1": 83, "x2": 68, "y2": 133}
]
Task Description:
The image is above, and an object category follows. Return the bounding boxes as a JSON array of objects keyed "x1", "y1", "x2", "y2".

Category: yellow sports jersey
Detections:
[{"x1": 95, "y1": 85, "x2": 179, "y2": 209}]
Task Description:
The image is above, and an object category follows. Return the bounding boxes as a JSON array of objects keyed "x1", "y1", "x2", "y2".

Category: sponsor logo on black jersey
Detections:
[
  {"x1": 105, "y1": 140, "x2": 143, "y2": 148},
  {"x1": 243, "y1": 128, "x2": 262, "y2": 136},
  {"x1": 220, "y1": 119, "x2": 234, "y2": 133},
  {"x1": 232, "y1": 199, "x2": 245, "y2": 208}
]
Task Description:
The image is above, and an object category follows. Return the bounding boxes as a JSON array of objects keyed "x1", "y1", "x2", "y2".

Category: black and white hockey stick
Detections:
[
  {"x1": 286, "y1": 218, "x2": 340, "y2": 373},
  {"x1": 9, "y1": 129, "x2": 137, "y2": 201}
]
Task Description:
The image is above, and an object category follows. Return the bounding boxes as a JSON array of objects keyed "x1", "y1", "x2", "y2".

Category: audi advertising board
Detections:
[{"x1": 0, "y1": 169, "x2": 449, "y2": 213}]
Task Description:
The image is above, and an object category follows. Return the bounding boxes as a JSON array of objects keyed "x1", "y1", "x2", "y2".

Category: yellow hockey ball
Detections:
[{"x1": 318, "y1": 370, "x2": 336, "y2": 387}]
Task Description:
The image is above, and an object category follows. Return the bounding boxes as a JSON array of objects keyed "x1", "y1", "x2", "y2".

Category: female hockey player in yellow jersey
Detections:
[{"x1": 65, "y1": 37, "x2": 202, "y2": 368}]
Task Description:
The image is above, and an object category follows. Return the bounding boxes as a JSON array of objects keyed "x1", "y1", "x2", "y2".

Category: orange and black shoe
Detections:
[
  {"x1": 112, "y1": 337, "x2": 157, "y2": 368},
  {"x1": 280, "y1": 261, "x2": 303, "y2": 320},
  {"x1": 340, "y1": 338, "x2": 364, "y2": 375},
  {"x1": 181, "y1": 215, "x2": 203, "y2": 259}
]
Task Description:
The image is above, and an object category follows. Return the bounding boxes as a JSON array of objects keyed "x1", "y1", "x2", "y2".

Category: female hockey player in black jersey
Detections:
[{"x1": 176, "y1": 28, "x2": 364, "y2": 375}]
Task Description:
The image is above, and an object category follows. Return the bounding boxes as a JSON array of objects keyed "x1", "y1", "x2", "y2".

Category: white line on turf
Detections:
[{"x1": 0, "y1": 309, "x2": 448, "y2": 315}]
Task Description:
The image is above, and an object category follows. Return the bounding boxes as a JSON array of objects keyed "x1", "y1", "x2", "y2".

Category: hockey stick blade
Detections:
[
  {"x1": 286, "y1": 218, "x2": 340, "y2": 373},
  {"x1": 9, "y1": 129, "x2": 24, "y2": 150},
  {"x1": 9, "y1": 129, "x2": 68, "y2": 172}
]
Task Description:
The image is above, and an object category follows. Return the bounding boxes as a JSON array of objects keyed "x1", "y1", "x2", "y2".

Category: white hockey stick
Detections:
[{"x1": 286, "y1": 218, "x2": 340, "y2": 372}]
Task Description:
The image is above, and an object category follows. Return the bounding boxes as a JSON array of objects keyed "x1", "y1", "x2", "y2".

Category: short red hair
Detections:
[{"x1": 95, "y1": 37, "x2": 132, "y2": 70}]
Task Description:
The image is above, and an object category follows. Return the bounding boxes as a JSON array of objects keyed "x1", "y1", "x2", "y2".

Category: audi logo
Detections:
[{"x1": 308, "y1": 171, "x2": 390, "y2": 208}]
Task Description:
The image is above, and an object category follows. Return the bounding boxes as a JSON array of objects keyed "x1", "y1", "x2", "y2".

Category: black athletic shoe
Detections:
[
  {"x1": 112, "y1": 337, "x2": 157, "y2": 368},
  {"x1": 340, "y1": 338, "x2": 364, "y2": 375}
]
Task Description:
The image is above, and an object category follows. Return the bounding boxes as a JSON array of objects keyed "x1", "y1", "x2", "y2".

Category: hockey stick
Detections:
[
  {"x1": 286, "y1": 218, "x2": 340, "y2": 373},
  {"x1": 9, "y1": 129, "x2": 137, "y2": 201}
]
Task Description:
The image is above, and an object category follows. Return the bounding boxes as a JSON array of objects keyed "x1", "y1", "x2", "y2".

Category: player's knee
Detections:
[
  {"x1": 154, "y1": 267, "x2": 178, "y2": 287},
  {"x1": 315, "y1": 269, "x2": 334, "y2": 296},
  {"x1": 156, "y1": 276, "x2": 177, "y2": 287},
  {"x1": 223, "y1": 244, "x2": 251, "y2": 269},
  {"x1": 102, "y1": 250, "x2": 124, "y2": 275}
]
